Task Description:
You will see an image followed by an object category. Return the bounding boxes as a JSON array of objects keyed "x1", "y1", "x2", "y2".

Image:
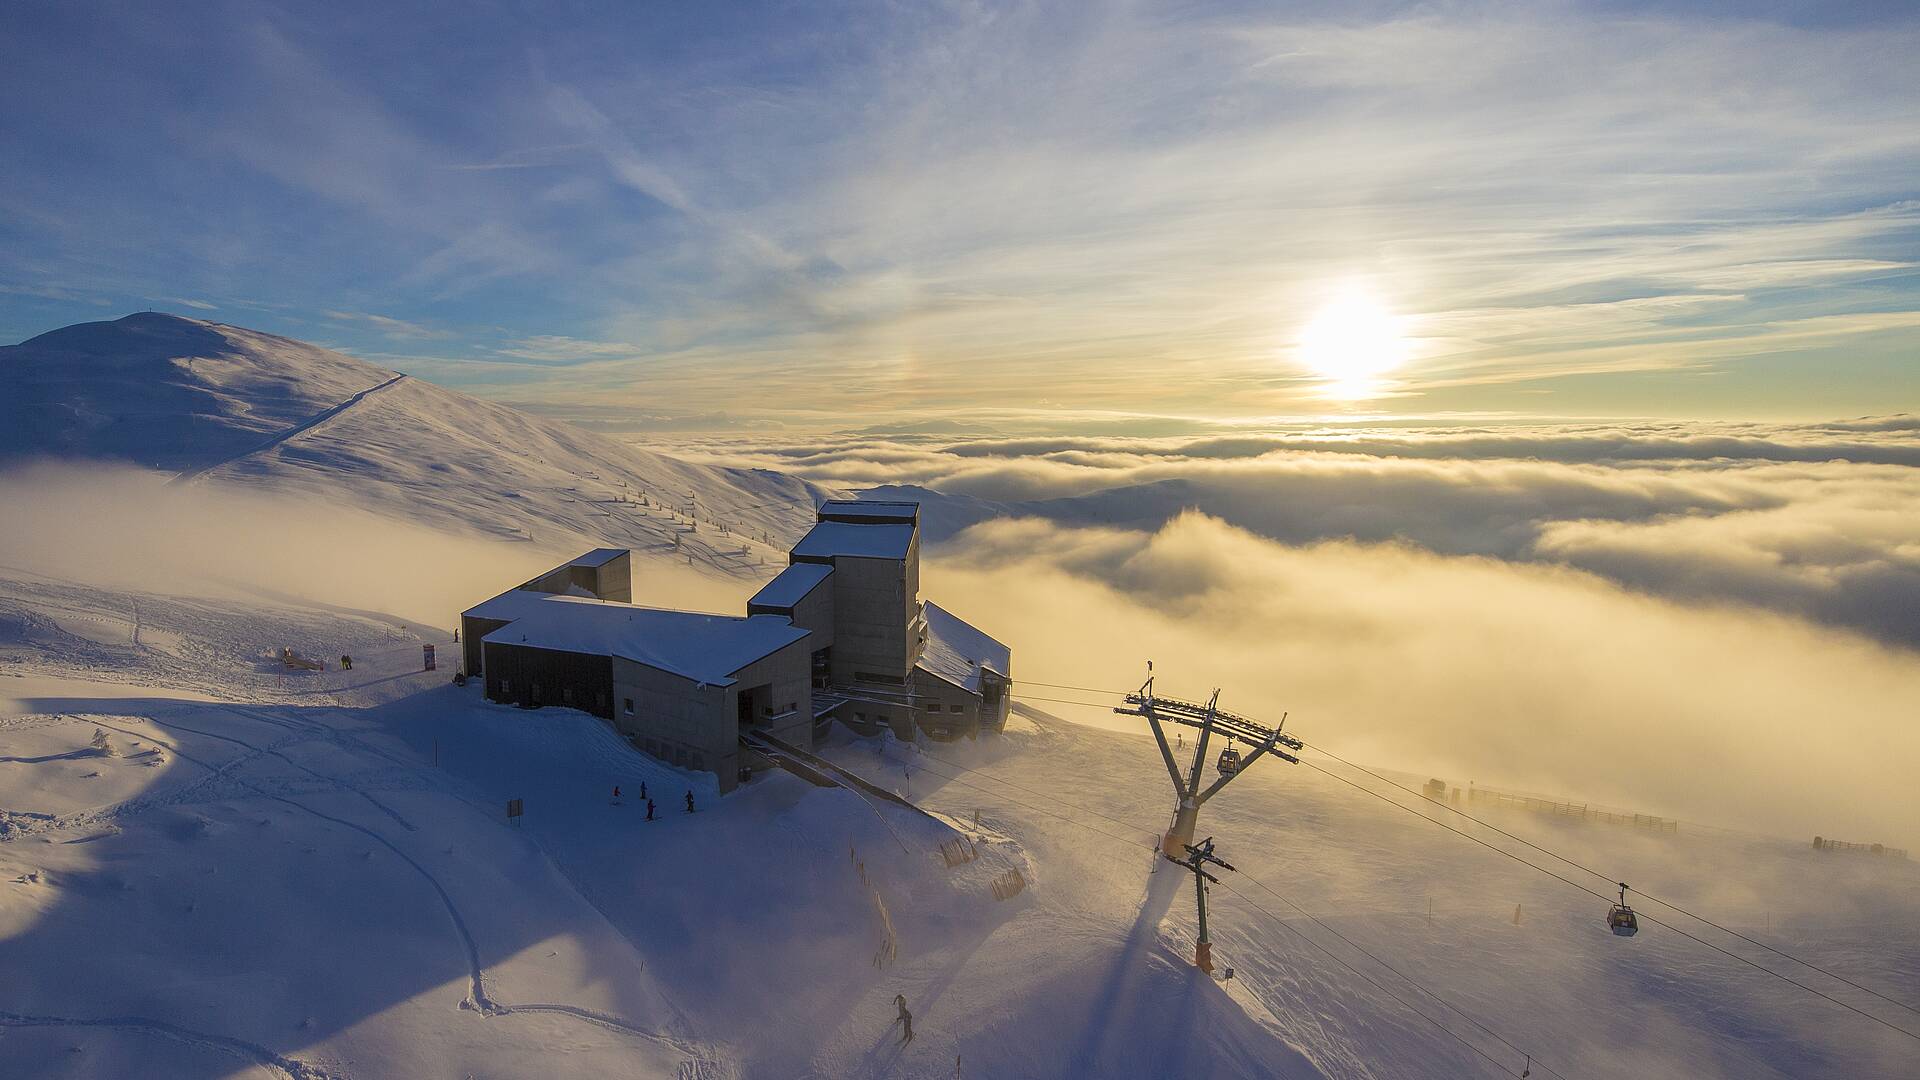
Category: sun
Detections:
[{"x1": 1296, "y1": 290, "x2": 1408, "y2": 392}]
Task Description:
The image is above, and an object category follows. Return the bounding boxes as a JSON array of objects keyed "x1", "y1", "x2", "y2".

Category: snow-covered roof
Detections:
[
  {"x1": 791, "y1": 521, "x2": 915, "y2": 560},
  {"x1": 749, "y1": 562, "x2": 833, "y2": 610},
  {"x1": 462, "y1": 588, "x2": 585, "y2": 622},
  {"x1": 818, "y1": 499, "x2": 919, "y2": 522},
  {"x1": 481, "y1": 596, "x2": 809, "y2": 686},
  {"x1": 569, "y1": 548, "x2": 628, "y2": 568},
  {"x1": 916, "y1": 601, "x2": 1011, "y2": 695}
]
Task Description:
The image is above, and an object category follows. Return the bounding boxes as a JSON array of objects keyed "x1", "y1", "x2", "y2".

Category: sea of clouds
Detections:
[{"x1": 660, "y1": 415, "x2": 1920, "y2": 845}]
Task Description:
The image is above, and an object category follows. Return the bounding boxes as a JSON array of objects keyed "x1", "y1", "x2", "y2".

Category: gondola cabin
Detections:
[
  {"x1": 1607, "y1": 884, "x2": 1639, "y2": 937},
  {"x1": 1216, "y1": 745, "x2": 1242, "y2": 777}
]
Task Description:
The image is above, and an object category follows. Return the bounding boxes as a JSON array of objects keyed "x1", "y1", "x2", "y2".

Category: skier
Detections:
[
  {"x1": 639, "y1": 781, "x2": 647, "y2": 800},
  {"x1": 340, "y1": 655, "x2": 353, "y2": 670},
  {"x1": 612, "y1": 785, "x2": 621, "y2": 801},
  {"x1": 684, "y1": 790, "x2": 695, "y2": 814},
  {"x1": 894, "y1": 995, "x2": 914, "y2": 1044},
  {"x1": 645, "y1": 799, "x2": 655, "y2": 821}
]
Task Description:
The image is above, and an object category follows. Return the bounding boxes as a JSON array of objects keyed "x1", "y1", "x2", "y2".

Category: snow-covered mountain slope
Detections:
[
  {"x1": 5, "y1": 569, "x2": 1918, "y2": 1079},
  {"x1": 1, "y1": 313, "x2": 395, "y2": 471},
  {"x1": 1, "y1": 313, "x2": 836, "y2": 572},
  {"x1": 0, "y1": 569, "x2": 1328, "y2": 1080}
]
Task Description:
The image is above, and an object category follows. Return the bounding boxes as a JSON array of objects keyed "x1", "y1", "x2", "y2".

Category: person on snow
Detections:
[
  {"x1": 684, "y1": 790, "x2": 695, "y2": 814},
  {"x1": 645, "y1": 799, "x2": 655, "y2": 821},
  {"x1": 612, "y1": 785, "x2": 621, "y2": 800},
  {"x1": 639, "y1": 781, "x2": 647, "y2": 800},
  {"x1": 340, "y1": 655, "x2": 353, "y2": 670}
]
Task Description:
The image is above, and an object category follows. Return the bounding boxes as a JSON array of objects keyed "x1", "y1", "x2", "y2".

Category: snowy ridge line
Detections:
[
  {"x1": 167, "y1": 373, "x2": 408, "y2": 487},
  {"x1": 0, "y1": 1010, "x2": 347, "y2": 1080},
  {"x1": 77, "y1": 713, "x2": 728, "y2": 1071}
]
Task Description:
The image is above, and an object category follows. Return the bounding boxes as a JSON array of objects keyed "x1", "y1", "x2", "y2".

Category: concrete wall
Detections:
[
  {"x1": 728, "y1": 642, "x2": 814, "y2": 751},
  {"x1": 611, "y1": 635, "x2": 812, "y2": 793},
  {"x1": 747, "y1": 571, "x2": 834, "y2": 652},
  {"x1": 518, "y1": 551, "x2": 631, "y2": 603},
  {"x1": 591, "y1": 552, "x2": 632, "y2": 603},
  {"x1": 825, "y1": 555, "x2": 913, "y2": 686},
  {"x1": 911, "y1": 667, "x2": 980, "y2": 741},
  {"x1": 979, "y1": 672, "x2": 1010, "y2": 733}
]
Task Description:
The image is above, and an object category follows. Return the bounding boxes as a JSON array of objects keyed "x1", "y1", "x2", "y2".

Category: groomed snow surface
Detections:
[{"x1": 3, "y1": 568, "x2": 1918, "y2": 1078}]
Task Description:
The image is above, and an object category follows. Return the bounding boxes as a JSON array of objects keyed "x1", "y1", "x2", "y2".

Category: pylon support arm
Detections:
[
  {"x1": 1141, "y1": 708, "x2": 1187, "y2": 796},
  {"x1": 1194, "y1": 726, "x2": 1295, "y2": 806}
]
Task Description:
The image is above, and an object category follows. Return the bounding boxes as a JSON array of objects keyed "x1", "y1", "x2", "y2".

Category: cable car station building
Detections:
[{"x1": 459, "y1": 500, "x2": 1010, "y2": 792}]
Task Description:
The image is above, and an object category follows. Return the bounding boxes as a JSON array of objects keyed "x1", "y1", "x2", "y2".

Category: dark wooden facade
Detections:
[
  {"x1": 481, "y1": 641, "x2": 615, "y2": 719},
  {"x1": 461, "y1": 616, "x2": 512, "y2": 676}
]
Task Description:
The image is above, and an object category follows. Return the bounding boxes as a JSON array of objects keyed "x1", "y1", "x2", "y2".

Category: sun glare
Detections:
[{"x1": 1296, "y1": 290, "x2": 1408, "y2": 396}]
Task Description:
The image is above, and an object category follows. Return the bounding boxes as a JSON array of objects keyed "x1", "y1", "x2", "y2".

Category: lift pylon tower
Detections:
[
  {"x1": 1166, "y1": 837, "x2": 1235, "y2": 972},
  {"x1": 1115, "y1": 676, "x2": 1302, "y2": 857}
]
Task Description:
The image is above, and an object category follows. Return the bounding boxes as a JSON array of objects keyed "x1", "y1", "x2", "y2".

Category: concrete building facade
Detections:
[
  {"x1": 456, "y1": 498, "x2": 1011, "y2": 793},
  {"x1": 750, "y1": 500, "x2": 1009, "y2": 742}
]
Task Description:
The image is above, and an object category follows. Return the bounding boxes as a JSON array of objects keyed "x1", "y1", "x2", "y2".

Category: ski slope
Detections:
[
  {"x1": 2, "y1": 313, "x2": 839, "y2": 574},
  {"x1": 2, "y1": 312, "x2": 1916, "y2": 1077},
  {"x1": 2, "y1": 567, "x2": 1916, "y2": 1079}
]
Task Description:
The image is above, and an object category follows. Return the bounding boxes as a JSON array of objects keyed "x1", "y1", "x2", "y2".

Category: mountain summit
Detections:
[
  {"x1": 1, "y1": 312, "x2": 832, "y2": 569},
  {"x1": 2, "y1": 312, "x2": 399, "y2": 469}
]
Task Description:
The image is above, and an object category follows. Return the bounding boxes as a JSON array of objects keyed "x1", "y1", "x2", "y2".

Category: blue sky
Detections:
[{"x1": 3, "y1": 0, "x2": 1917, "y2": 428}]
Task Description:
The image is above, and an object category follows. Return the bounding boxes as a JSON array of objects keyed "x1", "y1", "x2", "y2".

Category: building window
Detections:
[
  {"x1": 855, "y1": 671, "x2": 905, "y2": 685},
  {"x1": 925, "y1": 703, "x2": 943, "y2": 712},
  {"x1": 497, "y1": 679, "x2": 510, "y2": 697},
  {"x1": 624, "y1": 698, "x2": 635, "y2": 714},
  {"x1": 562, "y1": 687, "x2": 573, "y2": 704}
]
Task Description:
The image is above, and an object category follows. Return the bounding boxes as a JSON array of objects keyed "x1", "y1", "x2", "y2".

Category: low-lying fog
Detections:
[{"x1": 6, "y1": 417, "x2": 1917, "y2": 850}]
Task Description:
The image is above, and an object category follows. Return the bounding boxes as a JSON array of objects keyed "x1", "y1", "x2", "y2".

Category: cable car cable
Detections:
[
  {"x1": 1294, "y1": 743, "x2": 1920, "y2": 1019},
  {"x1": 903, "y1": 745, "x2": 1567, "y2": 1075},
  {"x1": 898, "y1": 751, "x2": 1560, "y2": 1078},
  {"x1": 1293, "y1": 758, "x2": 1920, "y2": 1043},
  {"x1": 1008, "y1": 674, "x2": 1920, "y2": 1020},
  {"x1": 1227, "y1": 872, "x2": 1570, "y2": 1079}
]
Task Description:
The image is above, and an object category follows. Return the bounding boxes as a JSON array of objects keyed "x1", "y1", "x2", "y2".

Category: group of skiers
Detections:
[{"x1": 611, "y1": 781, "x2": 696, "y2": 820}]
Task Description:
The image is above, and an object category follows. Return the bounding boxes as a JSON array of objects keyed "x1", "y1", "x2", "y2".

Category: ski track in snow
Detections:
[
  {"x1": 50, "y1": 710, "x2": 728, "y2": 1076},
  {"x1": 0, "y1": 1010, "x2": 346, "y2": 1080},
  {"x1": 6, "y1": 561, "x2": 1917, "y2": 1076},
  {"x1": 167, "y1": 374, "x2": 409, "y2": 488}
]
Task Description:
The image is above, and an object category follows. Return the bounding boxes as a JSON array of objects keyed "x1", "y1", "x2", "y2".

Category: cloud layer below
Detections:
[
  {"x1": 660, "y1": 414, "x2": 1920, "y2": 843},
  {"x1": 673, "y1": 415, "x2": 1920, "y2": 649}
]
